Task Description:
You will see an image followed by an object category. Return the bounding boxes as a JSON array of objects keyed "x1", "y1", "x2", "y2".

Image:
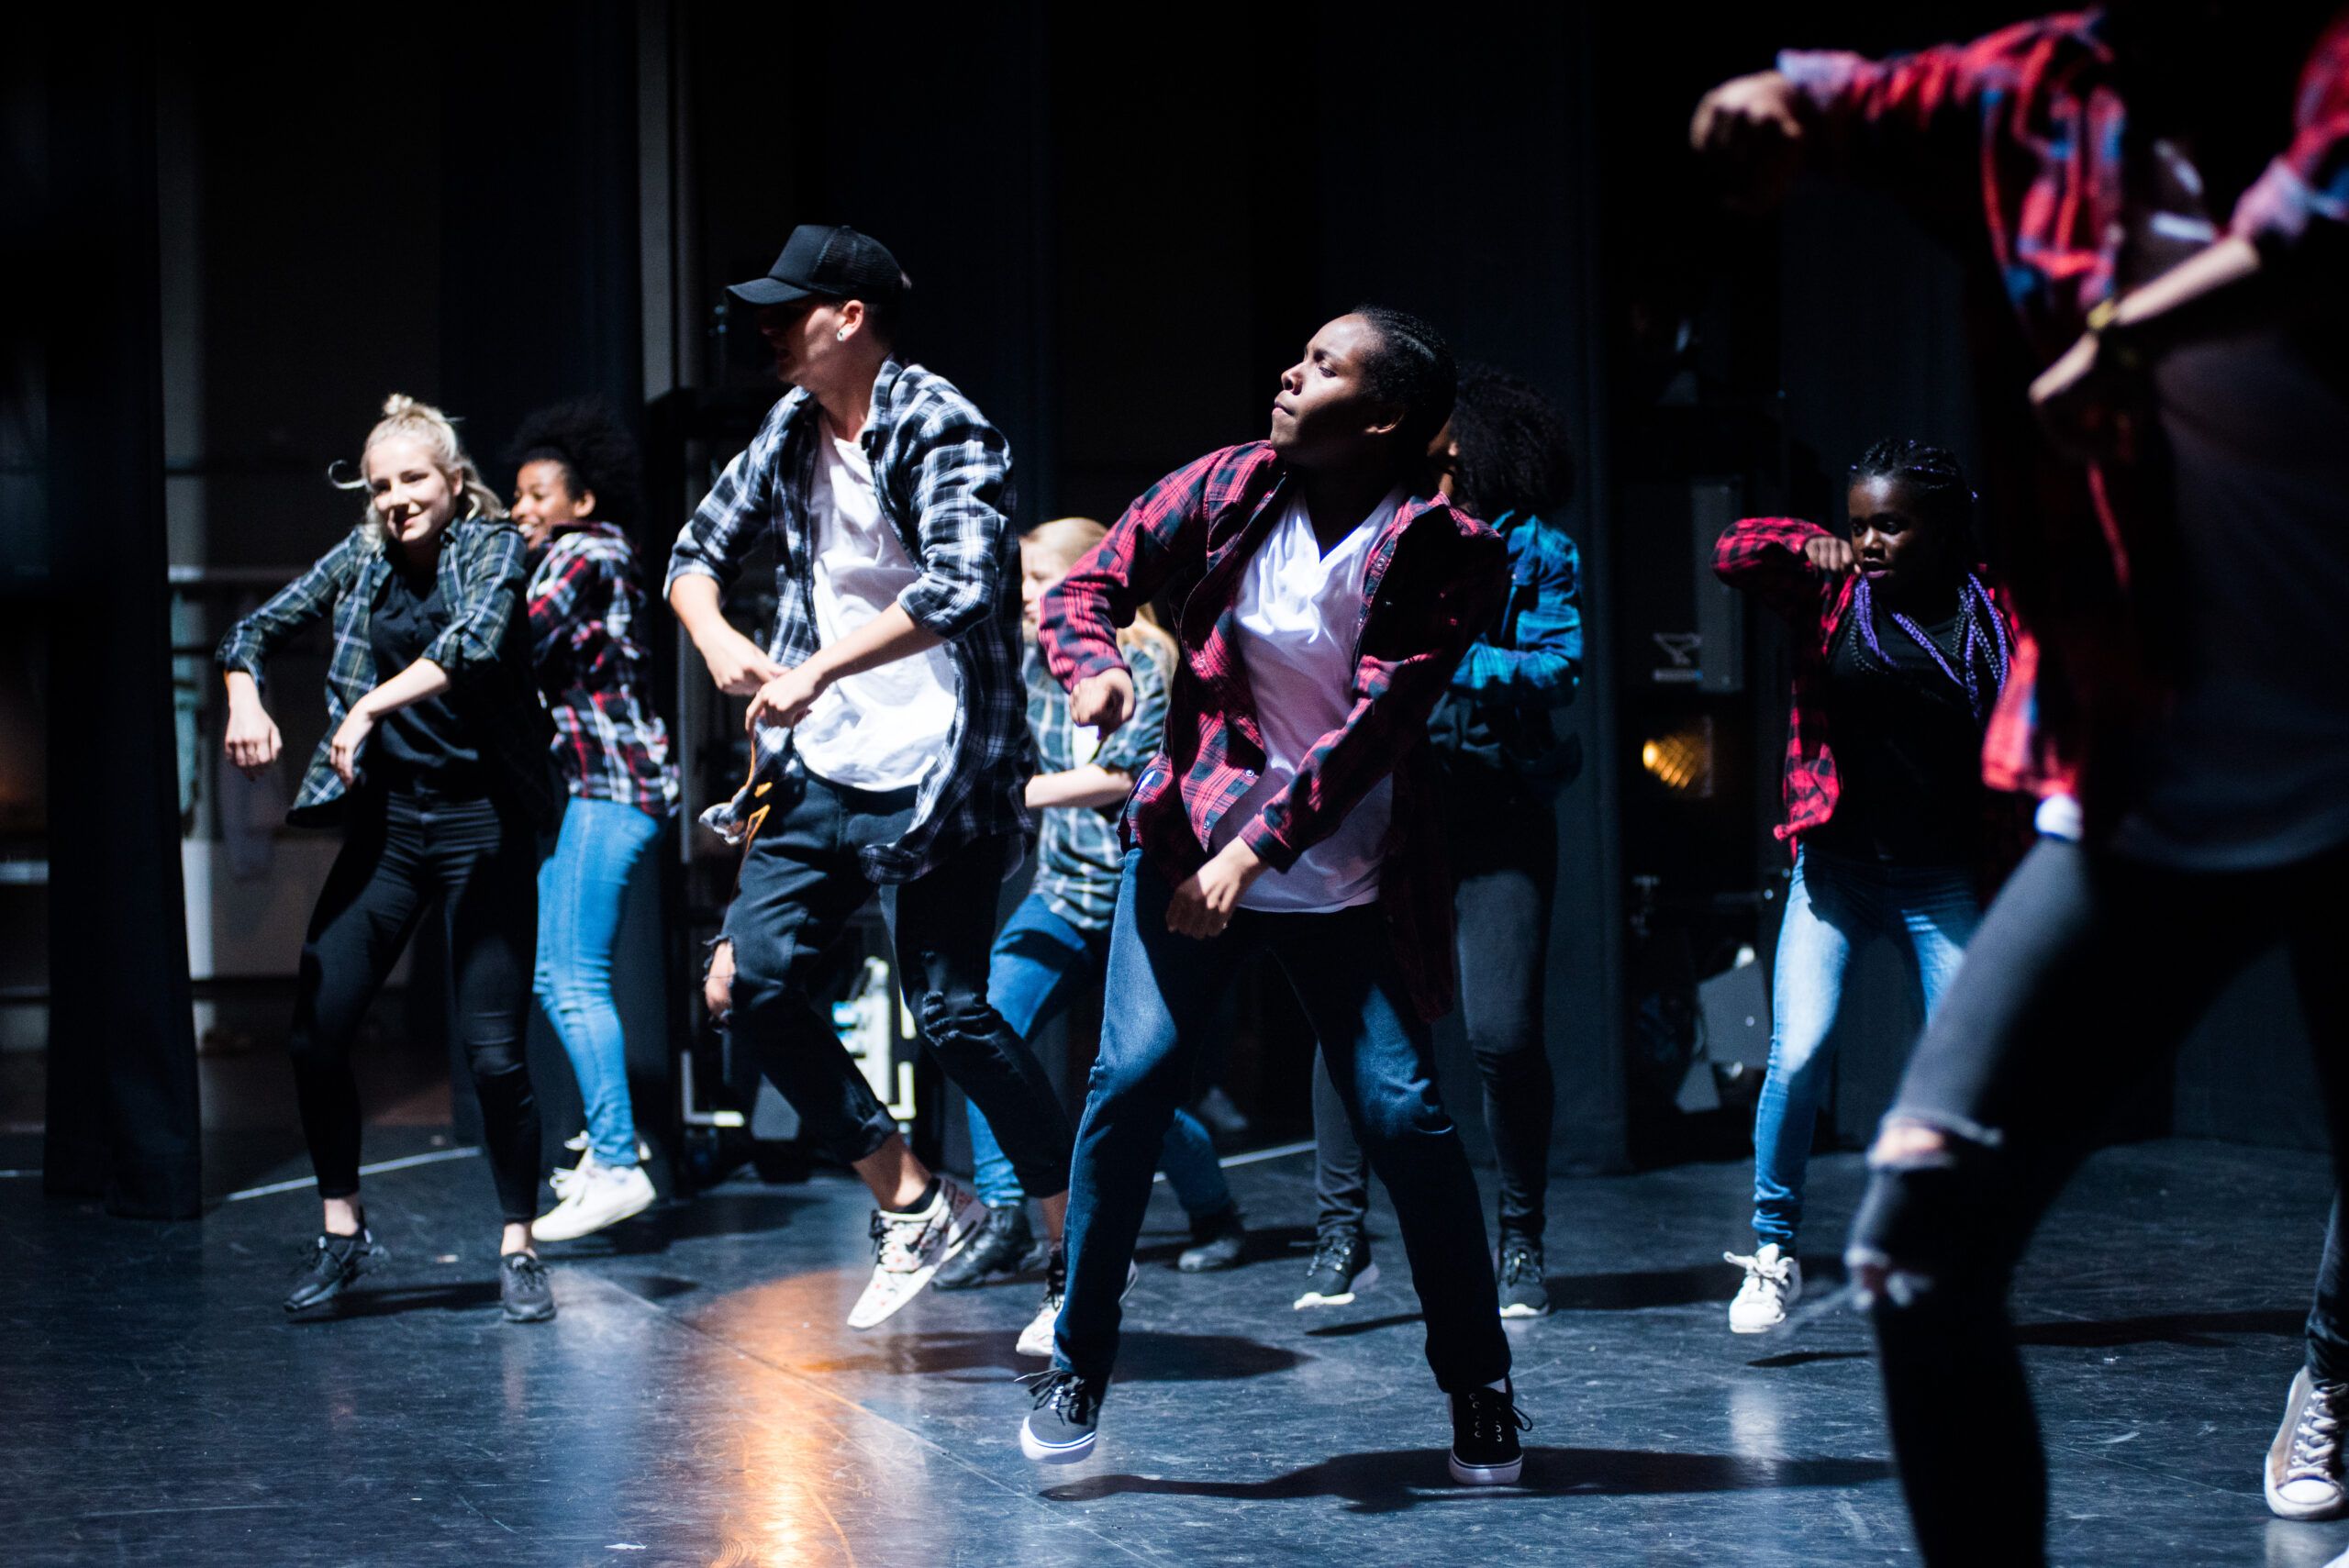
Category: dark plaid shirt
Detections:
[
  {"x1": 664, "y1": 360, "x2": 1031, "y2": 884},
  {"x1": 1714, "y1": 516, "x2": 2027, "y2": 882},
  {"x1": 1780, "y1": 6, "x2": 2349, "y2": 803},
  {"x1": 1038, "y1": 442, "x2": 1507, "y2": 1021},
  {"x1": 216, "y1": 517, "x2": 558, "y2": 828},
  {"x1": 527, "y1": 522, "x2": 680, "y2": 818}
]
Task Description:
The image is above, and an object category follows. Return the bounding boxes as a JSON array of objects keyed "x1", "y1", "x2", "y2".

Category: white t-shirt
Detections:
[
  {"x1": 791, "y1": 419, "x2": 960, "y2": 791},
  {"x1": 1208, "y1": 486, "x2": 1406, "y2": 912}
]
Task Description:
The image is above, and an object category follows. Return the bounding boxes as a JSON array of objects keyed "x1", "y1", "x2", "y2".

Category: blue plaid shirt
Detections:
[
  {"x1": 1430, "y1": 510, "x2": 1584, "y2": 791},
  {"x1": 665, "y1": 359, "x2": 1032, "y2": 884},
  {"x1": 217, "y1": 517, "x2": 559, "y2": 828},
  {"x1": 1027, "y1": 639, "x2": 1171, "y2": 931}
]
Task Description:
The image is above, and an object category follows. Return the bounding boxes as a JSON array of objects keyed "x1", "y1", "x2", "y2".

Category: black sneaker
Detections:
[
  {"x1": 1018, "y1": 1368, "x2": 1106, "y2": 1464},
  {"x1": 1497, "y1": 1234, "x2": 1552, "y2": 1318},
  {"x1": 284, "y1": 1229, "x2": 386, "y2": 1313},
  {"x1": 500, "y1": 1251, "x2": 556, "y2": 1323},
  {"x1": 1449, "y1": 1380, "x2": 1531, "y2": 1485},
  {"x1": 1293, "y1": 1229, "x2": 1378, "y2": 1309},
  {"x1": 1177, "y1": 1207, "x2": 1247, "y2": 1273},
  {"x1": 933, "y1": 1204, "x2": 1034, "y2": 1291}
]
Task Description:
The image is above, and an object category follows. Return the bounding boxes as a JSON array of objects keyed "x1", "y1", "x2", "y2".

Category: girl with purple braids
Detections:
[{"x1": 1710, "y1": 439, "x2": 2019, "y2": 1335}]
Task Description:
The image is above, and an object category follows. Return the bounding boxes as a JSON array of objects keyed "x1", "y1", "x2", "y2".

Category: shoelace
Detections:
[
  {"x1": 869, "y1": 1208, "x2": 936, "y2": 1273},
  {"x1": 1016, "y1": 1368, "x2": 1100, "y2": 1424},
  {"x1": 1460, "y1": 1385, "x2": 1534, "y2": 1448},
  {"x1": 1308, "y1": 1234, "x2": 1359, "y2": 1277},
  {"x1": 505, "y1": 1253, "x2": 549, "y2": 1288},
  {"x1": 299, "y1": 1232, "x2": 366, "y2": 1272},
  {"x1": 1725, "y1": 1250, "x2": 1795, "y2": 1290},
  {"x1": 1499, "y1": 1243, "x2": 1542, "y2": 1285},
  {"x1": 2289, "y1": 1381, "x2": 2348, "y2": 1480}
]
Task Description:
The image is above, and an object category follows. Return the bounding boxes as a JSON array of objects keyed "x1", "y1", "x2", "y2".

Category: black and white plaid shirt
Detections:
[{"x1": 664, "y1": 359, "x2": 1032, "y2": 884}]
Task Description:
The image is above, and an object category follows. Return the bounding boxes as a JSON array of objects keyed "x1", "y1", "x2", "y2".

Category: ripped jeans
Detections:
[
  {"x1": 1849, "y1": 835, "x2": 2349, "y2": 1565},
  {"x1": 714, "y1": 770, "x2": 1072, "y2": 1198}
]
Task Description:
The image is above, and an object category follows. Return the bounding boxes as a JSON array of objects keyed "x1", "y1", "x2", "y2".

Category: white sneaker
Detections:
[
  {"x1": 2268, "y1": 1366, "x2": 2349, "y2": 1520},
  {"x1": 548, "y1": 1131, "x2": 655, "y2": 1200},
  {"x1": 533, "y1": 1162, "x2": 657, "y2": 1241},
  {"x1": 1017, "y1": 1244, "x2": 1138, "y2": 1358},
  {"x1": 1726, "y1": 1244, "x2": 1802, "y2": 1334},
  {"x1": 847, "y1": 1175, "x2": 985, "y2": 1330}
]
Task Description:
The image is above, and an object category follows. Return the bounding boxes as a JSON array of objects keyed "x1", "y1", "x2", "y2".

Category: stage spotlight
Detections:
[{"x1": 1640, "y1": 717, "x2": 1715, "y2": 797}]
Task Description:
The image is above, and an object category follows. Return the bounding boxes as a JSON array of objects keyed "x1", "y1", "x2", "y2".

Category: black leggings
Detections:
[
  {"x1": 288, "y1": 787, "x2": 541, "y2": 1223},
  {"x1": 1314, "y1": 775, "x2": 1557, "y2": 1240},
  {"x1": 1850, "y1": 836, "x2": 2349, "y2": 1564}
]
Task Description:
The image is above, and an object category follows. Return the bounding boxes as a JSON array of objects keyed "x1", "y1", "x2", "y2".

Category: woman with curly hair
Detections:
[
  {"x1": 1303, "y1": 363, "x2": 1585, "y2": 1320},
  {"x1": 505, "y1": 399, "x2": 680, "y2": 1241},
  {"x1": 1712, "y1": 439, "x2": 2016, "y2": 1336},
  {"x1": 217, "y1": 395, "x2": 559, "y2": 1322}
]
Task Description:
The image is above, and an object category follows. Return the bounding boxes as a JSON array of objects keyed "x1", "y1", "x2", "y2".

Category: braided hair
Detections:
[
  {"x1": 506, "y1": 398, "x2": 643, "y2": 528},
  {"x1": 1448, "y1": 362, "x2": 1575, "y2": 523},
  {"x1": 1844, "y1": 439, "x2": 2010, "y2": 723},
  {"x1": 1350, "y1": 305, "x2": 1458, "y2": 459}
]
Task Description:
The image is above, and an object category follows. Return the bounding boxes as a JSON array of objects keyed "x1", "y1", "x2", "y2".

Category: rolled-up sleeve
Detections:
[
  {"x1": 665, "y1": 410, "x2": 784, "y2": 599},
  {"x1": 895, "y1": 405, "x2": 1015, "y2": 640},
  {"x1": 424, "y1": 523, "x2": 529, "y2": 676},
  {"x1": 1094, "y1": 640, "x2": 1171, "y2": 776},
  {"x1": 1040, "y1": 449, "x2": 1223, "y2": 692},
  {"x1": 216, "y1": 535, "x2": 355, "y2": 680},
  {"x1": 2231, "y1": 15, "x2": 2349, "y2": 257}
]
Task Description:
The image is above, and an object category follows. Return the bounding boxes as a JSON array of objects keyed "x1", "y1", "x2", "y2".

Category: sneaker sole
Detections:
[
  {"x1": 1020, "y1": 1418, "x2": 1097, "y2": 1465},
  {"x1": 1294, "y1": 1261, "x2": 1378, "y2": 1310},
  {"x1": 1728, "y1": 1317, "x2": 1782, "y2": 1335},
  {"x1": 1448, "y1": 1451, "x2": 1523, "y2": 1486},
  {"x1": 2267, "y1": 1368, "x2": 2349, "y2": 1520},
  {"x1": 1498, "y1": 1301, "x2": 1552, "y2": 1319},
  {"x1": 503, "y1": 1299, "x2": 558, "y2": 1324},
  {"x1": 531, "y1": 1185, "x2": 657, "y2": 1243}
]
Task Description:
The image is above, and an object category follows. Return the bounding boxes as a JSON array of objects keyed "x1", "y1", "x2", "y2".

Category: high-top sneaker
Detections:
[
  {"x1": 933, "y1": 1204, "x2": 1036, "y2": 1291},
  {"x1": 1293, "y1": 1229, "x2": 1378, "y2": 1309},
  {"x1": 1726, "y1": 1243, "x2": 1802, "y2": 1333},
  {"x1": 1497, "y1": 1233, "x2": 1552, "y2": 1318},
  {"x1": 1017, "y1": 1242, "x2": 1138, "y2": 1358}
]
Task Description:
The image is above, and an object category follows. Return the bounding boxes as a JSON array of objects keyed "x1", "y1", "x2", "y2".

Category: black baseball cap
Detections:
[{"x1": 727, "y1": 224, "x2": 907, "y2": 309}]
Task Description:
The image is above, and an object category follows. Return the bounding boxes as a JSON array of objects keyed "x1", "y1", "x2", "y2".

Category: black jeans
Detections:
[
  {"x1": 1851, "y1": 836, "x2": 2349, "y2": 1564},
  {"x1": 289, "y1": 786, "x2": 542, "y2": 1222},
  {"x1": 1314, "y1": 774, "x2": 1557, "y2": 1241},
  {"x1": 719, "y1": 771, "x2": 1072, "y2": 1195}
]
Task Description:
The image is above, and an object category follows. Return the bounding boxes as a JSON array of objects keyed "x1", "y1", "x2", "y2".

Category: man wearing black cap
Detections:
[{"x1": 667, "y1": 224, "x2": 1071, "y2": 1331}]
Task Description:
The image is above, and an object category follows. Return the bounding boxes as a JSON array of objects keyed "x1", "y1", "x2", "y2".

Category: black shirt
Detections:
[
  {"x1": 367, "y1": 561, "x2": 486, "y2": 794},
  {"x1": 1811, "y1": 599, "x2": 1982, "y2": 868}
]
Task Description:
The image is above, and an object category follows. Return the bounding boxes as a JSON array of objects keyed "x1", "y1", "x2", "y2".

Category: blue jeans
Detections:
[
  {"x1": 1056, "y1": 852, "x2": 1508, "y2": 1392},
  {"x1": 965, "y1": 894, "x2": 1231, "y2": 1219},
  {"x1": 1750, "y1": 844, "x2": 1980, "y2": 1248},
  {"x1": 535, "y1": 796, "x2": 664, "y2": 1168}
]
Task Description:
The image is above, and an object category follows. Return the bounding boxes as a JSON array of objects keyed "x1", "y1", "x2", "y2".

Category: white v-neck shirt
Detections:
[
  {"x1": 792, "y1": 417, "x2": 960, "y2": 791},
  {"x1": 1208, "y1": 486, "x2": 1406, "y2": 913}
]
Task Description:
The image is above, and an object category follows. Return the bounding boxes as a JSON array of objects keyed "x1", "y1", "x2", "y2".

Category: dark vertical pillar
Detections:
[{"x1": 39, "y1": 21, "x2": 204, "y2": 1217}]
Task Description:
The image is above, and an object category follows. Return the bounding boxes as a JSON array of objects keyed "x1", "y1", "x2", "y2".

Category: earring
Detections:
[{"x1": 835, "y1": 328, "x2": 850, "y2": 341}]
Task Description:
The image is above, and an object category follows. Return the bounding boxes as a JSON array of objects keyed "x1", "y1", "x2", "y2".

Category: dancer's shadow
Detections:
[
  {"x1": 1132, "y1": 1221, "x2": 1316, "y2": 1271},
  {"x1": 285, "y1": 1281, "x2": 501, "y2": 1321},
  {"x1": 2012, "y1": 1307, "x2": 2303, "y2": 1349},
  {"x1": 798, "y1": 1329, "x2": 1303, "y2": 1384},
  {"x1": 1043, "y1": 1446, "x2": 1895, "y2": 1514},
  {"x1": 1539, "y1": 1254, "x2": 1844, "y2": 1314}
]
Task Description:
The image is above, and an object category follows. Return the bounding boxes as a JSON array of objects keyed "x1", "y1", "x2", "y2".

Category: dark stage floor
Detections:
[{"x1": 4, "y1": 1134, "x2": 2343, "y2": 1566}]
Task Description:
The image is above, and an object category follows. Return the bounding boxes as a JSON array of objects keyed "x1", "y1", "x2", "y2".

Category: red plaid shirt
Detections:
[
  {"x1": 526, "y1": 522, "x2": 680, "y2": 817},
  {"x1": 1715, "y1": 517, "x2": 2027, "y2": 879},
  {"x1": 1038, "y1": 442, "x2": 1507, "y2": 1021},
  {"x1": 1781, "y1": 6, "x2": 2349, "y2": 808}
]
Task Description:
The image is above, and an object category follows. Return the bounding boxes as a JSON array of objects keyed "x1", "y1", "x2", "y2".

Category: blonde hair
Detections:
[
  {"x1": 1026, "y1": 516, "x2": 1178, "y2": 671},
  {"x1": 330, "y1": 393, "x2": 506, "y2": 532}
]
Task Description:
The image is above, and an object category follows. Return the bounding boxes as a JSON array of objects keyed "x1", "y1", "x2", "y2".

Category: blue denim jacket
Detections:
[{"x1": 1430, "y1": 510, "x2": 1583, "y2": 792}]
